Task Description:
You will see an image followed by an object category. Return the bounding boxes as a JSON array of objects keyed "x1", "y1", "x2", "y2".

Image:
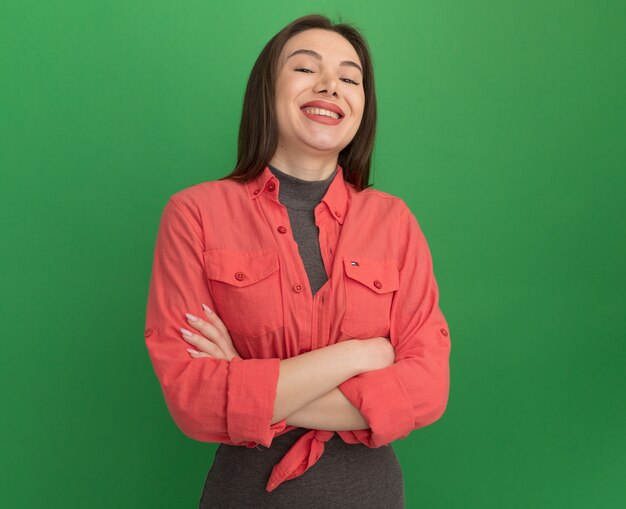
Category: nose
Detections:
[{"x1": 313, "y1": 71, "x2": 339, "y2": 97}]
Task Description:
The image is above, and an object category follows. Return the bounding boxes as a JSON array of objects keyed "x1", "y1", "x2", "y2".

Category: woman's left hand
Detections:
[{"x1": 179, "y1": 304, "x2": 242, "y2": 361}]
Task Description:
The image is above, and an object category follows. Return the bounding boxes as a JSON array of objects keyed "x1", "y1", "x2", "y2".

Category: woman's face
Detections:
[{"x1": 274, "y1": 28, "x2": 365, "y2": 159}]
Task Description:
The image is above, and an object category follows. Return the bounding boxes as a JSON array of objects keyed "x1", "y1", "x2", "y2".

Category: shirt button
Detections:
[
  {"x1": 144, "y1": 327, "x2": 153, "y2": 337},
  {"x1": 253, "y1": 188, "x2": 260, "y2": 195},
  {"x1": 267, "y1": 183, "x2": 275, "y2": 192},
  {"x1": 440, "y1": 328, "x2": 448, "y2": 336},
  {"x1": 373, "y1": 280, "x2": 382, "y2": 289},
  {"x1": 293, "y1": 284, "x2": 302, "y2": 293},
  {"x1": 277, "y1": 225, "x2": 287, "y2": 234},
  {"x1": 235, "y1": 272, "x2": 245, "y2": 281},
  {"x1": 334, "y1": 210, "x2": 342, "y2": 217}
]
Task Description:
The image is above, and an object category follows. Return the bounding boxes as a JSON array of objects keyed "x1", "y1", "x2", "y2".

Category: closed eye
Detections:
[{"x1": 294, "y1": 68, "x2": 360, "y2": 86}]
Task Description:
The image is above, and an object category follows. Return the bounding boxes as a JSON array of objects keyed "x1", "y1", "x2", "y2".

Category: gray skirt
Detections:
[{"x1": 199, "y1": 427, "x2": 405, "y2": 508}]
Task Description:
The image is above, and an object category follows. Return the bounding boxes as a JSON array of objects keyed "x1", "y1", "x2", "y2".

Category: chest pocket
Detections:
[
  {"x1": 203, "y1": 248, "x2": 283, "y2": 339},
  {"x1": 341, "y1": 256, "x2": 400, "y2": 339}
]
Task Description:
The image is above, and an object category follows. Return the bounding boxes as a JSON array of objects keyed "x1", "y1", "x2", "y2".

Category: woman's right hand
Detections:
[
  {"x1": 359, "y1": 336, "x2": 396, "y2": 372},
  {"x1": 181, "y1": 303, "x2": 242, "y2": 361}
]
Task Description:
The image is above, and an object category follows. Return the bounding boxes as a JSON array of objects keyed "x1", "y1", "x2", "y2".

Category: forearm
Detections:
[
  {"x1": 271, "y1": 340, "x2": 365, "y2": 424},
  {"x1": 285, "y1": 387, "x2": 370, "y2": 431}
]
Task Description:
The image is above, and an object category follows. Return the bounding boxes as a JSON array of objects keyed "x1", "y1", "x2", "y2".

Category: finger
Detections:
[
  {"x1": 187, "y1": 348, "x2": 211, "y2": 358},
  {"x1": 185, "y1": 312, "x2": 222, "y2": 340},
  {"x1": 185, "y1": 311, "x2": 233, "y2": 359},
  {"x1": 200, "y1": 304, "x2": 239, "y2": 357},
  {"x1": 179, "y1": 328, "x2": 226, "y2": 359},
  {"x1": 201, "y1": 304, "x2": 231, "y2": 338}
]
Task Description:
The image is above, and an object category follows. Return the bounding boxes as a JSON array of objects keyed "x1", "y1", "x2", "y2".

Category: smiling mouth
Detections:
[
  {"x1": 300, "y1": 106, "x2": 343, "y2": 120},
  {"x1": 300, "y1": 107, "x2": 344, "y2": 126}
]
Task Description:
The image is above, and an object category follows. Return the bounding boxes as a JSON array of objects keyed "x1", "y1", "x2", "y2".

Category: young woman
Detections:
[{"x1": 144, "y1": 13, "x2": 451, "y2": 508}]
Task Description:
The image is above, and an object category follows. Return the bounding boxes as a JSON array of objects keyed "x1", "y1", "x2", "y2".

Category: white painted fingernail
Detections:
[
  {"x1": 186, "y1": 313, "x2": 198, "y2": 322},
  {"x1": 202, "y1": 303, "x2": 212, "y2": 314},
  {"x1": 180, "y1": 328, "x2": 193, "y2": 338}
]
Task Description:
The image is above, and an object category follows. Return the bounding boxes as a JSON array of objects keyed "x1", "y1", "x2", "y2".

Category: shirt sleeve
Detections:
[
  {"x1": 337, "y1": 204, "x2": 451, "y2": 448},
  {"x1": 144, "y1": 197, "x2": 287, "y2": 447}
]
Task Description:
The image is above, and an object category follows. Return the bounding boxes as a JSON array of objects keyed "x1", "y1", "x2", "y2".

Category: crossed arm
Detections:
[
  {"x1": 180, "y1": 303, "x2": 392, "y2": 433},
  {"x1": 285, "y1": 387, "x2": 369, "y2": 430}
]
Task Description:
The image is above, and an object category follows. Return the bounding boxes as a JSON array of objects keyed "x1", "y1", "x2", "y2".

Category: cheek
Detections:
[
  {"x1": 349, "y1": 103, "x2": 365, "y2": 128},
  {"x1": 275, "y1": 85, "x2": 299, "y2": 114},
  {"x1": 348, "y1": 92, "x2": 365, "y2": 117},
  {"x1": 357, "y1": 93, "x2": 366, "y2": 115}
]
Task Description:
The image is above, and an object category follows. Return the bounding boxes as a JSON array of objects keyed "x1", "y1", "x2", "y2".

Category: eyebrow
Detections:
[{"x1": 285, "y1": 49, "x2": 363, "y2": 75}]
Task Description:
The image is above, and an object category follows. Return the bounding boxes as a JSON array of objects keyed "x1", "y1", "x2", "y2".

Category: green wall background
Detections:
[{"x1": 1, "y1": 1, "x2": 624, "y2": 507}]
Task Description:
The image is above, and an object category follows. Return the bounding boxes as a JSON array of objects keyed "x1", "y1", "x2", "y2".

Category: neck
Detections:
[{"x1": 269, "y1": 150, "x2": 338, "y2": 181}]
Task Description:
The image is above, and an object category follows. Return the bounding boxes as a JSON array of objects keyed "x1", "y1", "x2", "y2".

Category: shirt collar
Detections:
[{"x1": 246, "y1": 164, "x2": 348, "y2": 224}]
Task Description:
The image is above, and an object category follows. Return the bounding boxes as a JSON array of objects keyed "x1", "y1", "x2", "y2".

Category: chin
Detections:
[
  {"x1": 303, "y1": 134, "x2": 345, "y2": 149},
  {"x1": 305, "y1": 142, "x2": 343, "y2": 153}
]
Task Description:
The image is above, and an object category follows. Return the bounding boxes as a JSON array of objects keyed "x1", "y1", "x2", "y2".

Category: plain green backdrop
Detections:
[{"x1": 1, "y1": 0, "x2": 624, "y2": 507}]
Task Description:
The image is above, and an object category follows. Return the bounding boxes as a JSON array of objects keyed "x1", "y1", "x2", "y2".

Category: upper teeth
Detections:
[{"x1": 303, "y1": 107, "x2": 340, "y2": 119}]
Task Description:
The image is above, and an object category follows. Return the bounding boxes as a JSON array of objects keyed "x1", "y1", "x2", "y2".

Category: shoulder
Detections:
[
  {"x1": 170, "y1": 177, "x2": 240, "y2": 207},
  {"x1": 348, "y1": 185, "x2": 411, "y2": 220},
  {"x1": 160, "y1": 177, "x2": 246, "y2": 231},
  {"x1": 168, "y1": 176, "x2": 245, "y2": 212}
]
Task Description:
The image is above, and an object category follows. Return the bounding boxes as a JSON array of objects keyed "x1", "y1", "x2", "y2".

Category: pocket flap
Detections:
[
  {"x1": 342, "y1": 256, "x2": 399, "y2": 294},
  {"x1": 204, "y1": 248, "x2": 279, "y2": 287}
]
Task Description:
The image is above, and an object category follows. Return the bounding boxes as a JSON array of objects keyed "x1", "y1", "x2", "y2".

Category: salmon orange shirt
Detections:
[{"x1": 144, "y1": 164, "x2": 451, "y2": 492}]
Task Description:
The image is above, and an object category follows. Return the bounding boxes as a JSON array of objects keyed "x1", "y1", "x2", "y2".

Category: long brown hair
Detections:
[{"x1": 220, "y1": 13, "x2": 377, "y2": 191}]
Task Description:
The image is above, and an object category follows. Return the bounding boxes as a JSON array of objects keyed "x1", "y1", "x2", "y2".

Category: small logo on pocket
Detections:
[{"x1": 350, "y1": 261, "x2": 359, "y2": 266}]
